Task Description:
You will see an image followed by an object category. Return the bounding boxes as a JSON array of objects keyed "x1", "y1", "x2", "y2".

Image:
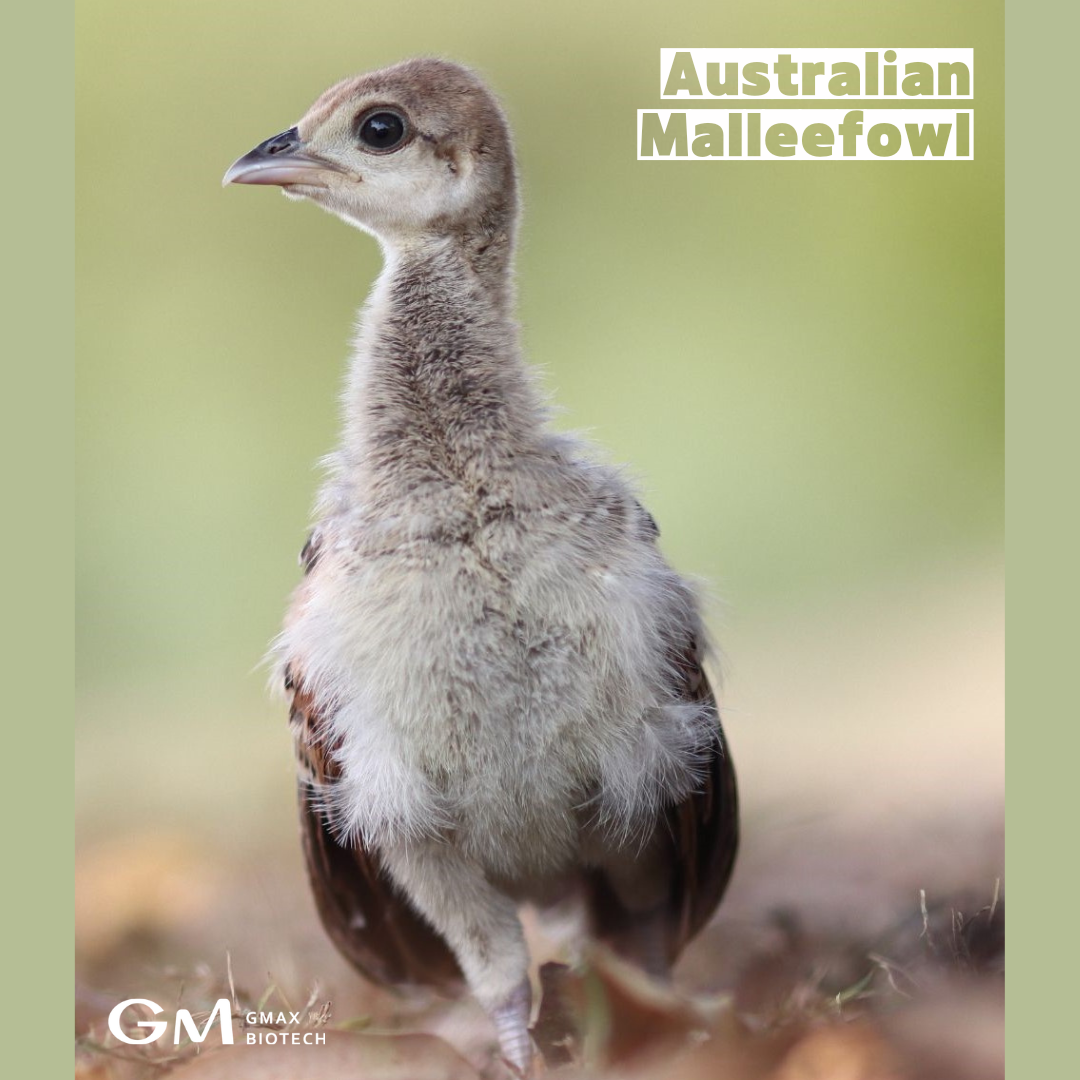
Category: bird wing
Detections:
[
  {"x1": 286, "y1": 665, "x2": 466, "y2": 995},
  {"x1": 584, "y1": 633, "x2": 739, "y2": 968},
  {"x1": 666, "y1": 644, "x2": 739, "y2": 955}
]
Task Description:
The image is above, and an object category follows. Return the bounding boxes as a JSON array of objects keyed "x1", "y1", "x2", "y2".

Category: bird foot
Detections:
[{"x1": 490, "y1": 978, "x2": 534, "y2": 1076}]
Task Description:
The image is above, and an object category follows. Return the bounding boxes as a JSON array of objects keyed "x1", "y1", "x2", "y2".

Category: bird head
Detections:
[{"x1": 223, "y1": 58, "x2": 517, "y2": 247}]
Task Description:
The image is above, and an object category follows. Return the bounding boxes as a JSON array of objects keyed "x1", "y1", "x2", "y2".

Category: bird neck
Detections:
[{"x1": 341, "y1": 236, "x2": 546, "y2": 504}]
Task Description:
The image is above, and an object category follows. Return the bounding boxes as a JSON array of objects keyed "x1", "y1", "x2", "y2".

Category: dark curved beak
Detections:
[{"x1": 222, "y1": 127, "x2": 343, "y2": 188}]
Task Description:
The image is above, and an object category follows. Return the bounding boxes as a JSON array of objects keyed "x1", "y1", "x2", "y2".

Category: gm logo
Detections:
[{"x1": 107, "y1": 998, "x2": 234, "y2": 1045}]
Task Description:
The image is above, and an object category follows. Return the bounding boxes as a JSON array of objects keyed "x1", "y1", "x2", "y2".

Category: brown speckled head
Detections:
[{"x1": 224, "y1": 58, "x2": 517, "y2": 249}]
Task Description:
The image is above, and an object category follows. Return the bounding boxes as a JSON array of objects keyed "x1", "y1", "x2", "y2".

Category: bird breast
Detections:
[{"x1": 277, "y1": 475, "x2": 713, "y2": 878}]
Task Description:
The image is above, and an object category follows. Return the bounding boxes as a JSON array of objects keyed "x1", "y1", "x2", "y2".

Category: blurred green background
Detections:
[{"x1": 75, "y1": 0, "x2": 1003, "y2": 851}]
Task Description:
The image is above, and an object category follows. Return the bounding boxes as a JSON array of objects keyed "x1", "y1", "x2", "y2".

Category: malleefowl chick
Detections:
[{"x1": 223, "y1": 57, "x2": 738, "y2": 1075}]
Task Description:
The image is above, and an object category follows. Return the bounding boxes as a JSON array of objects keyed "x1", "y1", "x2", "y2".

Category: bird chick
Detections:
[{"x1": 224, "y1": 58, "x2": 738, "y2": 1075}]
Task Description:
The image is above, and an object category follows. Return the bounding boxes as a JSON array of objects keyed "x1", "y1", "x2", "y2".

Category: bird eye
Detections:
[{"x1": 356, "y1": 110, "x2": 408, "y2": 152}]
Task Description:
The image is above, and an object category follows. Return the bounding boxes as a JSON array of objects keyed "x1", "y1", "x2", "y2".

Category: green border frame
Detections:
[
  {"x1": 13, "y1": 4, "x2": 74, "y2": 1077},
  {"x1": 1006, "y1": 0, "x2": 1067, "y2": 1070}
]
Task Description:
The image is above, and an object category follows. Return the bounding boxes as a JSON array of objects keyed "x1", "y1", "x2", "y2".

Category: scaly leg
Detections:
[{"x1": 382, "y1": 841, "x2": 534, "y2": 1074}]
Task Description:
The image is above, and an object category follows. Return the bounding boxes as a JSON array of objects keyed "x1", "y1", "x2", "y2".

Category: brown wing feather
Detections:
[
  {"x1": 667, "y1": 660, "x2": 739, "y2": 955},
  {"x1": 286, "y1": 667, "x2": 465, "y2": 995}
]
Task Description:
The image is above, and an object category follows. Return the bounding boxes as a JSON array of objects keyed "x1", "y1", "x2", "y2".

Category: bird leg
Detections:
[
  {"x1": 382, "y1": 841, "x2": 534, "y2": 1074},
  {"x1": 489, "y1": 978, "x2": 534, "y2": 1076}
]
